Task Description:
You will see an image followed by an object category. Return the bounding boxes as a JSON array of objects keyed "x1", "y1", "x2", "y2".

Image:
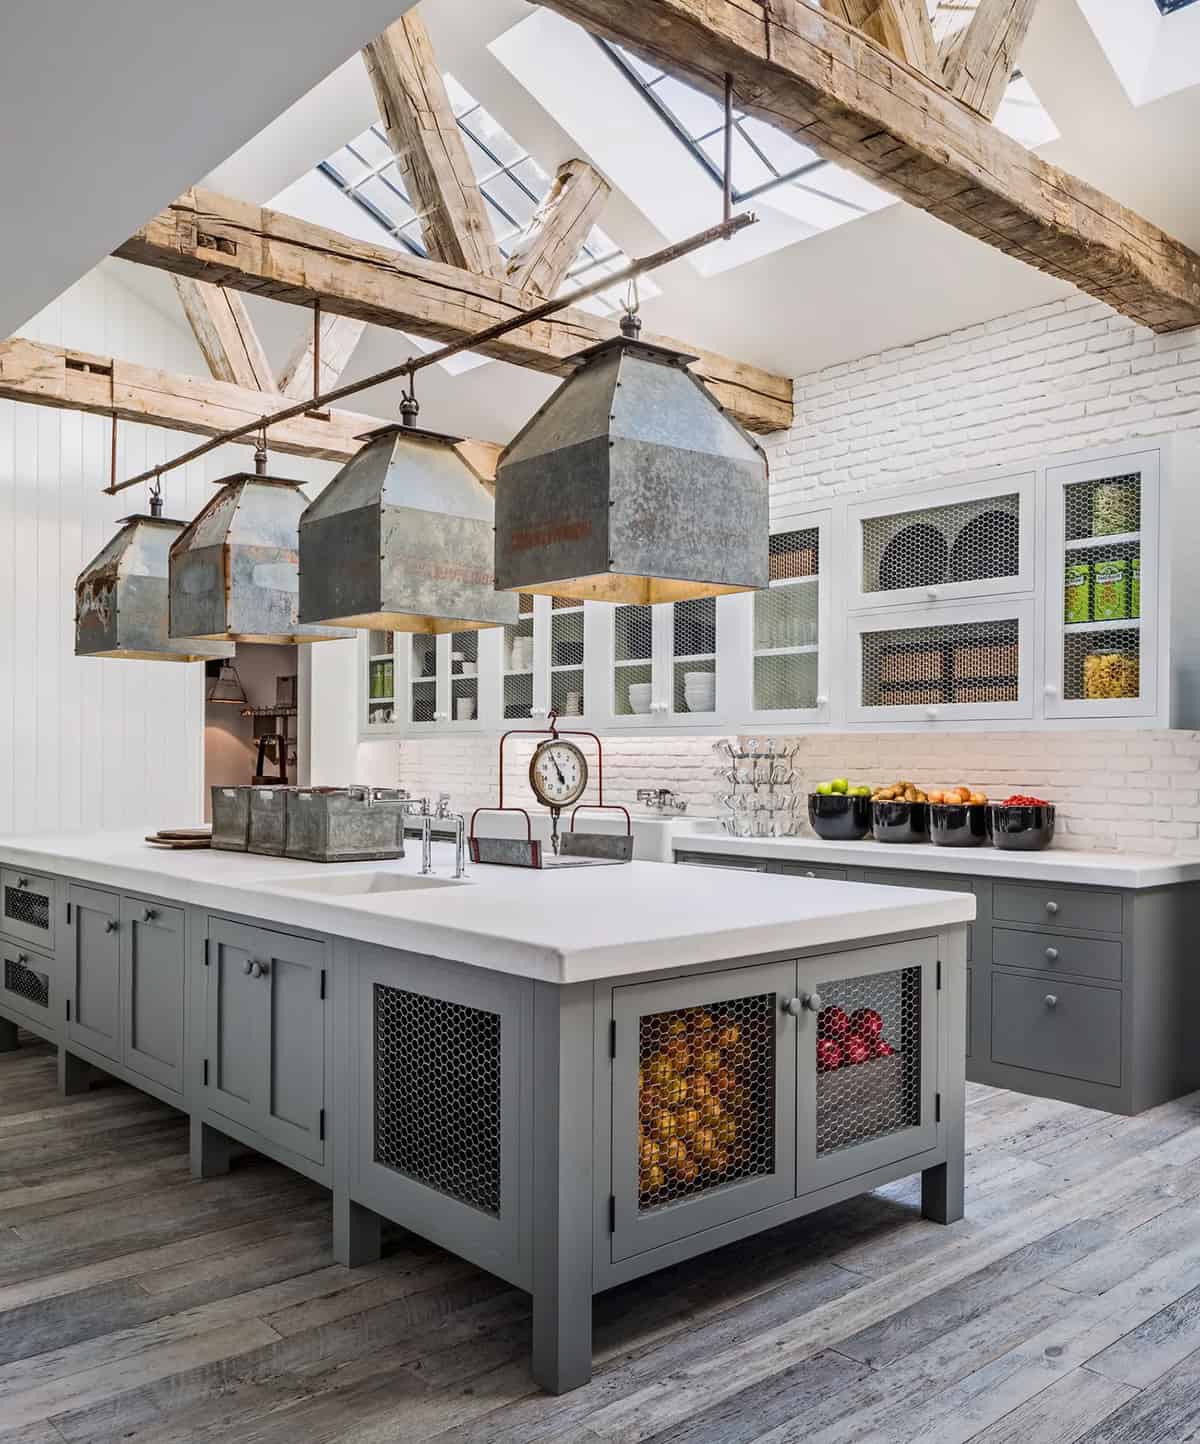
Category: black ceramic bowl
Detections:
[
  {"x1": 929, "y1": 802, "x2": 987, "y2": 848},
  {"x1": 986, "y1": 803, "x2": 1056, "y2": 851},
  {"x1": 871, "y1": 799, "x2": 929, "y2": 843},
  {"x1": 808, "y1": 793, "x2": 872, "y2": 841}
]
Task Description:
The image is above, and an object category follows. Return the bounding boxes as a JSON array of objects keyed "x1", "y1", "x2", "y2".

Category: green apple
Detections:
[
  {"x1": 830, "y1": 778, "x2": 849, "y2": 794},
  {"x1": 849, "y1": 785, "x2": 871, "y2": 797},
  {"x1": 815, "y1": 781, "x2": 834, "y2": 796}
]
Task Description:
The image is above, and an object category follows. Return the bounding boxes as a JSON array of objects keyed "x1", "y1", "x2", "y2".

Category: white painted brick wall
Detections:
[{"x1": 392, "y1": 294, "x2": 1200, "y2": 856}]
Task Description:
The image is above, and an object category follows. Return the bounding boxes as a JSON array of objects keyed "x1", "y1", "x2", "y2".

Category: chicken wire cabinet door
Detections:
[
  {"x1": 120, "y1": 898, "x2": 185, "y2": 1094},
  {"x1": 66, "y1": 886, "x2": 122, "y2": 1063},
  {"x1": 797, "y1": 939, "x2": 940, "y2": 1192},
  {"x1": 1044, "y1": 449, "x2": 1160, "y2": 721},
  {"x1": 847, "y1": 474, "x2": 1035, "y2": 611},
  {"x1": 353, "y1": 948, "x2": 529, "y2": 1286},
  {"x1": 610, "y1": 961, "x2": 797, "y2": 1262}
]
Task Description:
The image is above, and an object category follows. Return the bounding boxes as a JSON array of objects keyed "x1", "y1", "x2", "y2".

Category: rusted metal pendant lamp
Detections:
[
  {"x1": 170, "y1": 443, "x2": 352, "y2": 646},
  {"x1": 75, "y1": 492, "x2": 233, "y2": 663},
  {"x1": 298, "y1": 394, "x2": 518, "y2": 634},
  {"x1": 494, "y1": 311, "x2": 769, "y2": 604}
]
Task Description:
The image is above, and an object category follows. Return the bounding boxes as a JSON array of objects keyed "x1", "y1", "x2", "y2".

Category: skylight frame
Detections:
[{"x1": 1155, "y1": 0, "x2": 1200, "y2": 14}]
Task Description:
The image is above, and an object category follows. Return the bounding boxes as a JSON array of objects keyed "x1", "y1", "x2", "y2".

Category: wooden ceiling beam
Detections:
[
  {"x1": 505, "y1": 158, "x2": 612, "y2": 299},
  {"x1": 278, "y1": 313, "x2": 368, "y2": 401},
  {"x1": 170, "y1": 276, "x2": 276, "y2": 392},
  {"x1": 361, "y1": 12, "x2": 504, "y2": 276},
  {"x1": 819, "y1": 0, "x2": 938, "y2": 75},
  {"x1": 535, "y1": 0, "x2": 1200, "y2": 333},
  {"x1": 114, "y1": 187, "x2": 793, "y2": 432},
  {"x1": 939, "y1": 0, "x2": 1040, "y2": 119}
]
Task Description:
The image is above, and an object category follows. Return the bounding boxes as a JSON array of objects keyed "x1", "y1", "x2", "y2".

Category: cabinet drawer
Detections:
[
  {"x1": 860, "y1": 869, "x2": 973, "y2": 894},
  {"x1": 991, "y1": 972, "x2": 1121, "y2": 1087},
  {"x1": 992, "y1": 926, "x2": 1122, "y2": 982},
  {"x1": 675, "y1": 852, "x2": 767, "y2": 872},
  {"x1": 992, "y1": 882, "x2": 1122, "y2": 934},
  {"x1": 2, "y1": 869, "x2": 55, "y2": 953},
  {"x1": 772, "y1": 862, "x2": 849, "y2": 881}
]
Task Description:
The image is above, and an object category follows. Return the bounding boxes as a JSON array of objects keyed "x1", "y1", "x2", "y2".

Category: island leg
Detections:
[
  {"x1": 58, "y1": 1049, "x2": 99, "y2": 1095},
  {"x1": 190, "y1": 1117, "x2": 237, "y2": 1179},
  {"x1": 334, "y1": 1192, "x2": 382, "y2": 1267},
  {"x1": 0, "y1": 1017, "x2": 18, "y2": 1052},
  {"x1": 922, "y1": 926, "x2": 967, "y2": 1225},
  {"x1": 530, "y1": 981, "x2": 595, "y2": 1395}
]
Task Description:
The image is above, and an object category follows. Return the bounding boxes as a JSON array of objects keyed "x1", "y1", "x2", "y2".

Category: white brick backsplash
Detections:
[{"x1": 390, "y1": 297, "x2": 1200, "y2": 857}]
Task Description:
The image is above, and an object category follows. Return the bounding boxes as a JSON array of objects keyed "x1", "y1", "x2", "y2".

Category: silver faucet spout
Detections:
[
  {"x1": 452, "y1": 814, "x2": 468, "y2": 879},
  {"x1": 420, "y1": 810, "x2": 434, "y2": 876}
]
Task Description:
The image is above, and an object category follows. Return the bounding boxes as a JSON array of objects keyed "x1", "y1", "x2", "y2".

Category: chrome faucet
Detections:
[
  {"x1": 419, "y1": 804, "x2": 434, "y2": 876},
  {"x1": 451, "y1": 813, "x2": 468, "y2": 879},
  {"x1": 636, "y1": 787, "x2": 688, "y2": 814}
]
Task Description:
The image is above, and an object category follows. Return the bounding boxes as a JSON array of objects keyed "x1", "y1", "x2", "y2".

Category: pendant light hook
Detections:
[
  {"x1": 400, "y1": 365, "x2": 420, "y2": 428},
  {"x1": 149, "y1": 471, "x2": 163, "y2": 519},
  {"x1": 620, "y1": 276, "x2": 642, "y2": 340},
  {"x1": 254, "y1": 425, "x2": 268, "y2": 475}
]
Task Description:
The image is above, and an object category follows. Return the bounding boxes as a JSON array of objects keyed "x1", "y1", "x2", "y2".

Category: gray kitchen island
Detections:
[{"x1": 0, "y1": 832, "x2": 971, "y2": 1393}]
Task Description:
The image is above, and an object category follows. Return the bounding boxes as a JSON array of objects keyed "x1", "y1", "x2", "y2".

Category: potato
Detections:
[{"x1": 969, "y1": 791, "x2": 987, "y2": 806}]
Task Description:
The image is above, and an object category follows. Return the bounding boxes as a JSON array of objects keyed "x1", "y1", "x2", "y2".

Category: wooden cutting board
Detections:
[{"x1": 145, "y1": 833, "x2": 211, "y2": 849}]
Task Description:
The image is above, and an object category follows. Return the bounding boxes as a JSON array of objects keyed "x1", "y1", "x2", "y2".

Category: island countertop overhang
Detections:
[{"x1": 0, "y1": 831, "x2": 975, "y2": 984}]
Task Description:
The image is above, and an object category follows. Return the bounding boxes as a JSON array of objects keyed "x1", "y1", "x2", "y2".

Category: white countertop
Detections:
[
  {"x1": 0, "y1": 830, "x2": 973, "y2": 985},
  {"x1": 671, "y1": 830, "x2": 1200, "y2": 889}
]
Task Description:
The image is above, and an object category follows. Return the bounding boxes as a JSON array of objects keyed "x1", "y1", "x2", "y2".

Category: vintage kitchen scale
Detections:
[{"x1": 470, "y1": 713, "x2": 634, "y2": 869}]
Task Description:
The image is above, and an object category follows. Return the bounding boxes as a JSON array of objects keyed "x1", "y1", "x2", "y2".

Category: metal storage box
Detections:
[
  {"x1": 285, "y1": 788, "x2": 407, "y2": 863},
  {"x1": 248, "y1": 787, "x2": 292, "y2": 856},
  {"x1": 211, "y1": 786, "x2": 251, "y2": 851}
]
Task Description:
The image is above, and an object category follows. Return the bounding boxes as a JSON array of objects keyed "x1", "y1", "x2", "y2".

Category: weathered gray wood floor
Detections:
[{"x1": 2, "y1": 1032, "x2": 1200, "y2": 1442}]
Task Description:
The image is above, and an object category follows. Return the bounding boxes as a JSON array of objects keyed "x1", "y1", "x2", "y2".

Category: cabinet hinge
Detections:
[
  {"x1": 65, "y1": 901, "x2": 72, "y2": 925},
  {"x1": 608, "y1": 1195, "x2": 615, "y2": 1233},
  {"x1": 319, "y1": 1107, "x2": 326, "y2": 1141},
  {"x1": 609, "y1": 1019, "x2": 616, "y2": 1059},
  {"x1": 320, "y1": 969, "x2": 326, "y2": 1001},
  {"x1": 936, "y1": 960, "x2": 942, "y2": 990},
  {"x1": 203, "y1": 1058, "x2": 209, "y2": 1087},
  {"x1": 935, "y1": 1093, "x2": 942, "y2": 1124},
  {"x1": 65, "y1": 998, "x2": 70, "y2": 1022},
  {"x1": 202, "y1": 940, "x2": 210, "y2": 967}
]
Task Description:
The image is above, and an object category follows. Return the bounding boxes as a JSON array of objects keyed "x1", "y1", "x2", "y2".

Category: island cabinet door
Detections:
[
  {"x1": 204, "y1": 920, "x2": 327, "y2": 1165},
  {"x1": 66, "y1": 885, "x2": 122, "y2": 1063},
  {"x1": 611, "y1": 962, "x2": 797, "y2": 1263},
  {"x1": 119, "y1": 898, "x2": 185, "y2": 1094},
  {"x1": 796, "y1": 939, "x2": 940, "y2": 1195}
]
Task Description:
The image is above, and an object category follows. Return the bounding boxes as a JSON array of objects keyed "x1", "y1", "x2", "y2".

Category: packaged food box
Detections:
[
  {"x1": 1092, "y1": 559, "x2": 1130, "y2": 621},
  {"x1": 1064, "y1": 562, "x2": 1091, "y2": 624},
  {"x1": 1130, "y1": 556, "x2": 1140, "y2": 618},
  {"x1": 879, "y1": 648, "x2": 942, "y2": 684},
  {"x1": 1083, "y1": 652, "x2": 1139, "y2": 700},
  {"x1": 952, "y1": 641, "x2": 1020, "y2": 679}
]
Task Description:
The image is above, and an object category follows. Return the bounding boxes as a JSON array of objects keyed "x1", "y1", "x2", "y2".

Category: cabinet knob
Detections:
[
  {"x1": 1045, "y1": 946, "x2": 1059, "y2": 961},
  {"x1": 1044, "y1": 994, "x2": 1058, "y2": 1008},
  {"x1": 1045, "y1": 901, "x2": 1059, "y2": 915},
  {"x1": 927, "y1": 588, "x2": 939, "y2": 601},
  {"x1": 242, "y1": 959, "x2": 253, "y2": 975},
  {"x1": 925, "y1": 708, "x2": 938, "y2": 721},
  {"x1": 17, "y1": 954, "x2": 27, "y2": 966},
  {"x1": 805, "y1": 870, "x2": 816, "y2": 877},
  {"x1": 251, "y1": 960, "x2": 269, "y2": 979},
  {"x1": 142, "y1": 908, "x2": 158, "y2": 923},
  {"x1": 16, "y1": 877, "x2": 29, "y2": 889},
  {"x1": 104, "y1": 919, "x2": 119, "y2": 933},
  {"x1": 783, "y1": 996, "x2": 805, "y2": 1017}
]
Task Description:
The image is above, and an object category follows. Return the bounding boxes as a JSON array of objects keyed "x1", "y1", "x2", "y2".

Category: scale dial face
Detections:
[{"x1": 529, "y1": 739, "x2": 588, "y2": 809}]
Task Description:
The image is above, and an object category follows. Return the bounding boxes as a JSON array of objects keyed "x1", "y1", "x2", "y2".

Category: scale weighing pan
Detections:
[{"x1": 469, "y1": 806, "x2": 633, "y2": 869}]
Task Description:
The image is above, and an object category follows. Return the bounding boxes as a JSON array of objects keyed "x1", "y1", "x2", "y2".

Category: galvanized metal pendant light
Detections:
[
  {"x1": 297, "y1": 394, "x2": 518, "y2": 634},
  {"x1": 494, "y1": 311, "x2": 769, "y2": 604},
  {"x1": 170, "y1": 441, "x2": 352, "y2": 646},
  {"x1": 75, "y1": 491, "x2": 234, "y2": 663}
]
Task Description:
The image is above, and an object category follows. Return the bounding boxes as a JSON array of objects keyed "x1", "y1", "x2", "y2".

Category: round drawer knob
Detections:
[
  {"x1": 804, "y1": 869, "x2": 816, "y2": 878},
  {"x1": 1044, "y1": 994, "x2": 1058, "y2": 1008},
  {"x1": 1045, "y1": 901, "x2": 1059, "y2": 916},
  {"x1": 783, "y1": 996, "x2": 804, "y2": 1017},
  {"x1": 16, "y1": 877, "x2": 29, "y2": 889},
  {"x1": 802, "y1": 991, "x2": 823, "y2": 1013},
  {"x1": 143, "y1": 908, "x2": 158, "y2": 923},
  {"x1": 1045, "y1": 946, "x2": 1059, "y2": 962},
  {"x1": 927, "y1": 588, "x2": 939, "y2": 601},
  {"x1": 104, "y1": 919, "x2": 119, "y2": 933},
  {"x1": 250, "y1": 960, "x2": 269, "y2": 979}
]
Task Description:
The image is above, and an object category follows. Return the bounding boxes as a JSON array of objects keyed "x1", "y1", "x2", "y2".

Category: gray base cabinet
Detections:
[
  {"x1": 121, "y1": 899, "x2": 185, "y2": 1093},
  {"x1": 67, "y1": 885, "x2": 122, "y2": 1064}
]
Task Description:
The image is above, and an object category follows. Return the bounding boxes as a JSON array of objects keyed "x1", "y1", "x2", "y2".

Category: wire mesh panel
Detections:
[
  {"x1": 815, "y1": 967, "x2": 921, "y2": 1156},
  {"x1": 614, "y1": 603, "x2": 654, "y2": 716},
  {"x1": 448, "y1": 631, "x2": 479, "y2": 724},
  {"x1": 551, "y1": 604, "x2": 584, "y2": 717},
  {"x1": 861, "y1": 494, "x2": 1020, "y2": 596},
  {"x1": 755, "y1": 527, "x2": 819, "y2": 711},
  {"x1": 637, "y1": 994, "x2": 775, "y2": 1211},
  {"x1": 860, "y1": 618, "x2": 1020, "y2": 708},
  {"x1": 410, "y1": 636, "x2": 438, "y2": 724},
  {"x1": 373, "y1": 983, "x2": 502, "y2": 1217},
  {"x1": 673, "y1": 596, "x2": 716, "y2": 714},
  {"x1": 3, "y1": 886, "x2": 49, "y2": 935},
  {"x1": 1061, "y1": 474, "x2": 1142, "y2": 702},
  {"x1": 367, "y1": 630, "x2": 395, "y2": 729},
  {"x1": 4, "y1": 956, "x2": 49, "y2": 1010},
  {"x1": 503, "y1": 594, "x2": 535, "y2": 720}
]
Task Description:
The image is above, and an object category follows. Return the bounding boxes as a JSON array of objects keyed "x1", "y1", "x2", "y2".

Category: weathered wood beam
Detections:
[
  {"x1": 170, "y1": 276, "x2": 276, "y2": 391},
  {"x1": 505, "y1": 158, "x2": 612, "y2": 299},
  {"x1": 820, "y1": 0, "x2": 938, "y2": 74},
  {"x1": 535, "y1": 0, "x2": 1200, "y2": 334},
  {"x1": 278, "y1": 313, "x2": 368, "y2": 400},
  {"x1": 362, "y1": 12, "x2": 503, "y2": 276},
  {"x1": 114, "y1": 188, "x2": 793, "y2": 432},
  {"x1": 939, "y1": 0, "x2": 1039, "y2": 119}
]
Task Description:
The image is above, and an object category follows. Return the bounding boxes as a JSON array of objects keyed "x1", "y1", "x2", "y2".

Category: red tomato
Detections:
[
  {"x1": 851, "y1": 1008, "x2": 883, "y2": 1038},
  {"x1": 816, "y1": 1038, "x2": 843, "y2": 1072},
  {"x1": 843, "y1": 1033, "x2": 871, "y2": 1066},
  {"x1": 819, "y1": 1005, "x2": 851, "y2": 1038},
  {"x1": 873, "y1": 1038, "x2": 896, "y2": 1058}
]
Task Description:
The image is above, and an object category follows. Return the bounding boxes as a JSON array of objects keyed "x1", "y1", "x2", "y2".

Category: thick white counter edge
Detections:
[
  {"x1": 671, "y1": 831, "x2": 1200, "y2": 889},
  {"x1": 0, "y1": 832, "x2": 974, "y2": 985}
]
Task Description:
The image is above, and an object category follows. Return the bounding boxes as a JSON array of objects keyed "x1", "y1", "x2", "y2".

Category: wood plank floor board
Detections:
[
  {"x1": 1084, "y1": 1283, "x2": 1200, "y2": 1389},
  {"x1": 1073, "y1": 1346, "x2": 1200, "y2": 1442}
]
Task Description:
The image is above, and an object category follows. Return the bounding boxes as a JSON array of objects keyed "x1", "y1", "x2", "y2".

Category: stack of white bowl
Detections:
[
  {"x1": 683, "y1": 670, "x2": 716, "y2": 712},
  {"x1": 627, "y1": 682, "x2": 652, "y2": 715}
]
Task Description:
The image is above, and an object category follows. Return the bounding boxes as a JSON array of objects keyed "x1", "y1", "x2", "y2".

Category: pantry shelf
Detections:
[
  {"x1": 1064, "y1": 617, "x2": 1142, "y2": 634},
  {"x1": 1064, "y1": 531, "x2": 1141, "y2": 551}
]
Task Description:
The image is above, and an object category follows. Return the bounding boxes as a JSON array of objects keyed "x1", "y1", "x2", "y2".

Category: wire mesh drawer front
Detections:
[
  {"x1": 861, "y1": 619, "x2": 1020, "y2": 708},
  {"x1": 861, "y1": 493, "x2": 1020, "y2": 596},
  {"x1": 373, "y1": 984, "x2": 502, "y2": 1217},
  {"x1": 815, "y1": 967, "x2": 921, "y2": 1156},
  {"x1": 638, "y1": 994, "x2": 775, "y2": 1212},
  {"x1": 4, "y1": 955, "x2": 49, "y2": 1010},
  {"x1": 3, "y1": 885, "x2": 49, "y2": 935}
]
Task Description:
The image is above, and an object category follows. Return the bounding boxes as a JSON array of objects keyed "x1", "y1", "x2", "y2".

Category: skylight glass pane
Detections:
[
  {"x1": 737, "y1": 115, "x2": 821, "y2": 176},
  {"x1": 650, "y1": 74, "x2": 727, "y2": 140},
  {"x1": 459, "y1": 104, "x2": 527, "y2": 171},
  {"x1": 327, "y1": 145, "x2": 370, "y2": 186},
  {"x1": 698, "y1": 130, "x2": 774, "y2": 193},
  {"x1": 351, "y1": 127, "x2": 394, "y2": 171}
]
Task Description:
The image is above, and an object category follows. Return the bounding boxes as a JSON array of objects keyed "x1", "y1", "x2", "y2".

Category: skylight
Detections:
[
  {"x1": 318, "y1": 76, "x2": 652, "y2": 318},
  {"x1": 1156, "y1": 0, "x2": 1200, "y2": 13}
]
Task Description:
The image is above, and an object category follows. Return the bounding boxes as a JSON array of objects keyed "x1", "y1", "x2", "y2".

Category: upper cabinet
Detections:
[{"x1": 359, "y1": 443, "x2": 1179, "y2": 739}]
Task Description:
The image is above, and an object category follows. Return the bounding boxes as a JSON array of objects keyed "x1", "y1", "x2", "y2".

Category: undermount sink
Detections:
[{"x1": 270, "y1": 871, "x2": 462, "y2": 897}]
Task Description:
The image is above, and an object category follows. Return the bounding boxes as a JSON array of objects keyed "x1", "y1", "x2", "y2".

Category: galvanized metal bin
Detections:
[
  {"x1": 248, "y1": 788, "x2": 293, "y2": 857},
  {"x1": 285, "y1": 788, "x2": 407, "y2": 863},
  {"x1": 211, "y1": 786, "x2": 251, "y2": 851}
]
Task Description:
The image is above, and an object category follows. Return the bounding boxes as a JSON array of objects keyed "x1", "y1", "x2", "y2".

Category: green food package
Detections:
[
  {"x1": 1130, "y1": 556, "x2": 1140, "y2": 618},
  {"x1": 1064, "y1": 562, "x2": 1091, "y2": 624},
  {"x1": 1093, "y1": 559, "x2": 1130, "y2": 621},
  {"x1": 1092, "y1": 480, "x2": 1139, "y2": 536}
]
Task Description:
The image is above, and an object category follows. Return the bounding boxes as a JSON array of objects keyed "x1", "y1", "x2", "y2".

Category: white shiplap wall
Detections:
[{"x1": 0, "y1": 262, "x2": 309, "y2": 836}]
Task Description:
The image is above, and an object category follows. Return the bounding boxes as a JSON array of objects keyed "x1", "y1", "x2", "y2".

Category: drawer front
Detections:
[
  {"x1": 772, "y1": 862, "x2": 849, "y2": 881},
  {"x1": 1, "y1": 945, "x2": 52, "y2": 1022},
  {"x1": 675, "y1": 852, "x2": 767, "y2": 872},
  {"x1": 859, "y1": 869, "x2": 974, "y2": 893},
  {"x1": 992, "y1": 926, "x2": 1122, "y2": 982},
  {"x1": 992, "y1": 882, "x2": 1122, "y2": 935},
  {"x1": 991, "y1": 972, "x2": 1121, "y2": 1087},
  {"x1": 1, "y1": 869, "x2": 55, "y2": 952}
]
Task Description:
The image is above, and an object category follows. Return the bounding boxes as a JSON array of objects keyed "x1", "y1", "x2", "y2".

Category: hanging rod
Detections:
[{"x1": 106, "y1": 209, "x2": 757, "y2": 495}]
